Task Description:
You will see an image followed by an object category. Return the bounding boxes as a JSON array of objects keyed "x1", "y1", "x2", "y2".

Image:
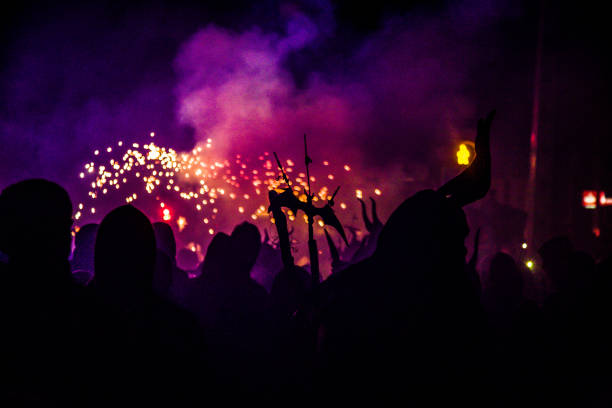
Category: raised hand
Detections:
[{"x1": 438, "y1": 110, "x2": 496, "y2": 207}]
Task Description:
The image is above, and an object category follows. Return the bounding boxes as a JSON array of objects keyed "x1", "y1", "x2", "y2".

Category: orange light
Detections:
[{"x1": 583, "y1": 190, "x2": 597, "y2": 209}]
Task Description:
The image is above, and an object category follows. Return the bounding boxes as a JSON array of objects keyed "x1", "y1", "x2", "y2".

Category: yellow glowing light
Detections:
[
  {"x1": 457, "y1": 144, "x2": 470, "y2": 165},
  {"x1": 526, "y1": 260, "x2": 534, "y2": 270},
  {"x1": 150, "y1": 132, "x2": 155, "y2": 137},
  {"x1": 344, "y1": 165, "x2": 351, "y2": 171},
  {"x1": 356, "y1": 189, "x2": 363, "y2": 199},
  {"x1": 318, "y1": 220, "x2": 325, "y2": 227},
  {"x1": 238, "y1": 206, "x2": 244, "y2": 213},
  {"x1": 94, "y1": 150, "x2": 99, "y2": 155},
  {"x1": 340, "y1": 202, "x2": 347, "y2": 209},
  {"x1": 208, "y1": 228, "x2": 214, "y2": 235},
  {"x1": 374, "y1": 188, "x2": 382, "y2": 196},
  {"x1": 522, "y1": 242, "x2": 528, "y2": 249}
]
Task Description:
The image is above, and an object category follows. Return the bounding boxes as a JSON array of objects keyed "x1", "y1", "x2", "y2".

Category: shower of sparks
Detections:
[{"x1": 74, "y1": 133, "x2": 385, "y2": 265}]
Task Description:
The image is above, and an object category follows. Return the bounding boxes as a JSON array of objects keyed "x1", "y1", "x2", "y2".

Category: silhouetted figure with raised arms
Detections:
[{"x1": 318, "y1": 112, "x2": 495, "y2": 401}]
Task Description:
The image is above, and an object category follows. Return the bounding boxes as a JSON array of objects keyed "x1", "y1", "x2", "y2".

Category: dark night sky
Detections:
[
  {"x1": 0, "y1": 0, "x2": 539, "y2": 177},
  {"x1": 1, "y1": 0, "x2": 610, "y2": 245}
]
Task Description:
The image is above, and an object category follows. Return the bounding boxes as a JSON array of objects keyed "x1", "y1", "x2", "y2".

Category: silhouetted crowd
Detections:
[{"x1": 2, "y1": 117, "x2": 612, "y2": 405}]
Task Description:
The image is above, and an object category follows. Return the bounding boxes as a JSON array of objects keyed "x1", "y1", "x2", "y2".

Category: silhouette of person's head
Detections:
[
  {"x1": 201, "y1": 232, "x2": 231, "y2": 277},
  {"x1": 229, "y1": 222, "x2": 261, "y2": 279},
  {"x1": 94, "y1": 205, "x2": 156, "y2": 302},
  {"x1": 153, "y1": 222, "x2": 177, "y2": 261},
  {"x1": 0, "y1": 179, "x2": 72, "y2": 273},
  {"x1": 486, "y1": 252, "x2": 523, "y2": 301},
  {"x1": 538, "y1": 236, "x2": 573, "y2": 292},
  {"x1": 375, "y1": 189, "x2": 469, "y2": 281}
]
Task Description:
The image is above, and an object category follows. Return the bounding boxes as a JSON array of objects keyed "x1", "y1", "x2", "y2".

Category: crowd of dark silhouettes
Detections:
[{"x1": 2, "y1": 113, "x2": 612, "y2": 405}]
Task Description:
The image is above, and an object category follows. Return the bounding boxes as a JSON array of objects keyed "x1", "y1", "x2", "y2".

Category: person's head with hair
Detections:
[
  {"x1": 201, "y1": 232, "x2": 231, "y2": 277},
  {"x1": 229, "y1": 222, "x2": 261, "y2": 279},
  {"x1": 94, "y1": 205, "x2": 156, "y2": 303},
  {"x1": 0, "y1": 179, "x2": 72, "y2": 276},
  {"x1": 153, "y1": 222, "x2": 177, "y2": 262}
]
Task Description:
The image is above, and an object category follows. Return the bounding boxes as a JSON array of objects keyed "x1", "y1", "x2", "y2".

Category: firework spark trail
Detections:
[{"x1": 74, "y1": 132, "x2": 385, "y2": 275}]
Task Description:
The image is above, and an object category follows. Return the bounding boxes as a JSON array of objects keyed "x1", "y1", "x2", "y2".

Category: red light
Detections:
[
  {"x1": 162, "y1": 207, "x2": 172, "y2": 221},
  {"x1": 599, "y1": 191, "x2": 612, "y2": 207}
]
